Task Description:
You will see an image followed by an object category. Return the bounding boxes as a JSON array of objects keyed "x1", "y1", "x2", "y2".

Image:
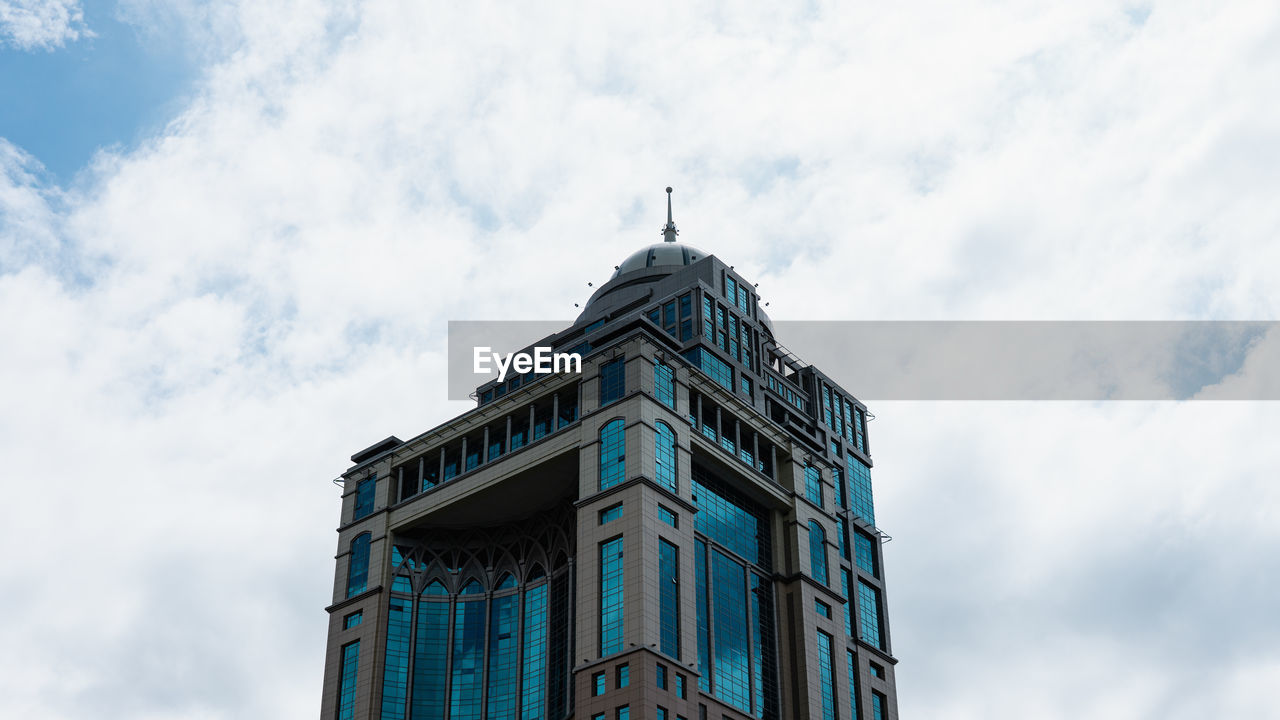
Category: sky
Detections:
[{"x1": 2, "y1": 1, "x2": 1280, "y2": 718}]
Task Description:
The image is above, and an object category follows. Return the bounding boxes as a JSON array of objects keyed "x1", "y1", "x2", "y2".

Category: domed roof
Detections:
[{"x1": 611, "y1": 242, "x2": 707, "y2": 279}]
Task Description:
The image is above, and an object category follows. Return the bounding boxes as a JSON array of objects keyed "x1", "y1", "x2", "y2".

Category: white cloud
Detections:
[
  {"x1": 0, "y1": 0, "x2": 89, "y2": 50},
  {"x1": 2, "y1": 0, "x2": 1280, "y2": 717}
]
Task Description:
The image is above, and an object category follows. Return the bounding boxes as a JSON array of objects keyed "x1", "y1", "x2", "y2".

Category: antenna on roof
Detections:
[{"x1": 661, "y1": 186, "x2": 679, "y2": 242}]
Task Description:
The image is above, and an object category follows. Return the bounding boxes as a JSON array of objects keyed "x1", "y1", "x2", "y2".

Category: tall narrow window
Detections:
[
  {"x1": 600, "y1": 537, "x2": 625, "y2": 656},
  {"x1": 833, "y1": 467, "x2": 845, "y2": 509},
  {"x1": 353, "y1": 475, "x2": 376, "y2": 521},
  {"x1": 655, "y1": 422, "x2": 677, "y2": 492},
  {"x1": 855, "y1": 531, "x2": 878, "y2": 577},
  {"x1": 413, "y1": 583, "x2": 449, "y2": 719},
  {"x1": 846, "y1": 456, "x2": 875, "y2": 526},
  {"x1": 346, "y1": 533, "x2": 370, "y2": 598},
  {"x1": 520, "y1": 583, "x2": 549, "y2": 719},
  {"x1": 809, "y1": 520, "x2": 829, "y2": 586},
  {"x1": 599, "y1": 419, "x2": 626, "y2": 491},
  {"x1": 816, "y1": 631, "x2": 836, "y2": 720},
  {"x1": 600, "y1": 358, "x2": 626, "y2": 406},
  {"x1": 655, "y1": 362, "x2": 676, "y2": 408},
  {"x1": 841, "y1": 568, "x2": 853, "y2": 638},
  {"x1": 486, "y1": 588, "x2": 518, "y2": 719},
  {"x1": 857, "y1": 581, "x2": 884, "y2": 650},
  {"x1": 336, "y1": 641, "x2": 360, "y2": 720},
  {"x1": 804, "y1": 465, "x2": 823, "y2": 507},
  {"x1": 710, "y1": 548, "x2": 750, "y2": 712},
  {"x1": 872, "y1": 691, "x2": 886, "y2": 720},
  {"x1": 659, "y1": 539, "x2": 680, "y2": 659},
  {"x1": 381, "y1": 596, "x2": 412, "y2": 720},
  {"x1": 695, "y1": 539, "x2": 711, "y2": 692},
  {"x1": 847, "y1": 650, "x2": 861, "y2": 720},
  {"x1": 450, "y1": 582, "x2": 487, "y2": 719}
]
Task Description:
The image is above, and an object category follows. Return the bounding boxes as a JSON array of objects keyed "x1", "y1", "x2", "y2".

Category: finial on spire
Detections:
[{"x1": 662, "y1": 186, "x2": 679, "y2": 242}]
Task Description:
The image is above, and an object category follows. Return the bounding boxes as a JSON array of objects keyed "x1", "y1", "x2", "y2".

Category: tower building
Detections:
[{"x1": 320, "y1": 189, "x2": 900, "y2": 720}]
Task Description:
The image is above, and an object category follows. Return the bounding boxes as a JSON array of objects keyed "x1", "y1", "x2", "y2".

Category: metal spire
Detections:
[{"x1": 661, "y1": 186, "x2": 679, "y2": 242}]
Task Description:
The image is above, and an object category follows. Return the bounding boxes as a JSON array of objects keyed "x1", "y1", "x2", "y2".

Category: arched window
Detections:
[
  {"x1": 495, "y1": 573, "x2": 517, "y2": 591},
  {"x1": 346, "y1": 533, "x2": 370, "y2": 598},
  {"x1": 599, "y1": 419, "x2": 626, "y2": 490},
  {"x1": 808, "y1": 520, "x2": 828, "y2": 586},
  {"x1": 655, "y1": 421, "x2": 677, "y2": 492}
]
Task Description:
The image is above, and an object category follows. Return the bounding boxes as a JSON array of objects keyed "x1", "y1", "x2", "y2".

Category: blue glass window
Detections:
[
  {"x1": 354, "y1": 475, "x2": 376, "y2": 520},
  {"x1": 450, "y1": 593, "x2": 487, "y2": 719},
  {"x1": 817, "y1": 631, "x2": 836, "y2": 720},
  {"x1": 655, "y1": 421, "x2": 677, "y2": 493},
  {"x1": 750, "y1": 573, "x2": 772, "y2": 716},
  {"x1": 857, "y1": 581, "x2": 884, "y2": 650},
  {"x1": 599, "y1": 419, "x2": 626, "y2": 491},
  {"x1": 617, "y1": 664, "x2": 629, "y2": 688},
  {"x1": 809, "y1": 520, "x2": 829, "y2": 586},
  {"x1": 617, "y1": 707, "x2": 630, "y2": 720},
  {"x1": 846, "y1": 456, "x2": 875, "y2": 526},
  {"x1": 600, "y1": 537, "x2": 625, "y2": 656},
  {"x1": 337, "y1": 641, "x2": 360, "y2": 720},
  {"x1": 692, "y1": 465, "x2": 778, "y2": 717},
  {"x1": 804, "y1": 465, "x2": 823, "y2": 507},
  {"x1": 855, "y1": 531, "x2": 878, "y2": 577},
  {"x1": 675, "y1": 673, "x2": 686, "y2": 699},
  {"x1": 346, "y1": 533, "x2": 370, "y2": 598},
  {"x1": 726, "y1": 276, "x2": 737, "y2": 304},
  {"x1": 381, "y1": 597, "x2": 412, "y2": 719},
  {"x1": 657, "y1": 708, "x2": 667, "y2": 720},
  {"x1": 682, "y1": 348, "x2": 734, "y2": 392},
  {"x1": 692, "y1": 468, "x2": 770, "y2": 567},
  {"x1": 656, "y1": 663, "x2": 668, "y2": 689},
  {"x1": 833, "y1": 468, "x2": 845, "y2": 509},
  {"x1": 815, "y1": 599, "x2": 831, "y2": 618},
  {"x1": 655, "y1": 362, "x2": 676, "y2": 408},
  {"x1": 855, "y1": 408, "x2": 866, "y2": 453},
  {"x1": 872, "y1": 691, "x2": 886, "y2": 720},
  {"x1": 600, "y1": 358, "x2": 626, "y2": 406},
  {"x1": 599, "y1": 503, "x2": 624, "y2": 525},
  {"x1": 486, "y1": 592, "x2": 518, "y2": 719},
  {"x1": 841, "y1": 568, "x2": 853, "y2": 638},
  {"x1": 521, "y1": 583, "x2": 549, "y2": 719},
  {"x1": 658, "y1": 505, "x2": 678, "y2": 528},
  {"x1": 695, "y1": 540, "x2": 711, "y2": 693},
  {"x1": 413, "y1": 589, "x2": 449, "y2": 719},
  {"x1": 593, "y1": 672, "x2": 606, "y2": 696},
  {"x1": 711, "y1": 549, "x2": 750, "y2": 713},
  {"x1": 702, "y1": 296, "x2": 714, "y2": 341},
  {"x1": 847, "y1": 650, "x2": 859, "y2": 720},
  {"x1": 343, "y1": 610, "x2": 362, "y2": 629},
  {"x1": 837, "y1": 517, "x2": 848, "y2": 560},
  {"x1": 659, "y1": 539, "x2": 680, "y2": 659}
]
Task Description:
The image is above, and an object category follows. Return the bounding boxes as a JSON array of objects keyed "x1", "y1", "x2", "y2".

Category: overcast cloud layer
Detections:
[{"x1": 2, "y1": 1, "x2": 1279, "y2": 718}]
